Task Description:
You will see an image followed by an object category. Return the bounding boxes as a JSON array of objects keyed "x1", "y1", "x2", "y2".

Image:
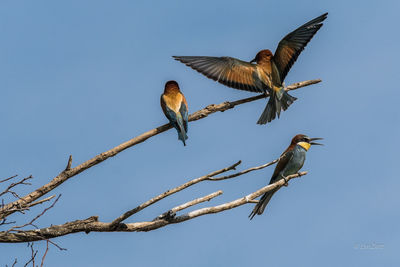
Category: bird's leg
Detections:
[
  {"x1": 297, "y1": 172, "x2": 303, "y2": 177},
  {"x1": 281, "y1": 174, "x2": 289, "y2": 187}
]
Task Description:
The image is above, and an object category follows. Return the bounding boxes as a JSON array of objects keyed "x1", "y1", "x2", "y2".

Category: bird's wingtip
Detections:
[{"x1": 320, "y1": 12, "x2": 328, "y2": 20}]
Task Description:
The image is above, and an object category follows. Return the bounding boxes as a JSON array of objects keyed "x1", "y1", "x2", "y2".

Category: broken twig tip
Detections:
[{"x1": 65, "y1": 155, "x2": 73, "y2": 171}]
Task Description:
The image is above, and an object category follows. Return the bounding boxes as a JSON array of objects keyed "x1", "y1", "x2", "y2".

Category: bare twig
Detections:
[
  {"x1": 24, "y1": 243, "x2": 37, "y2": 267},
  {"x1": 7, "y1": 195, "x2": 61, "y2": 233},
  {"x1": 0, "y1": 79, "x2": 320, "y2": 221},
  {"x1": 1, "y1": 196, "x2": 56, "y2": 220},
  {"x1": 0, "y1": 175, "x2": 33, "y2": 198},
  {"x1": 40, "y1": 240, "x2": 49, "y2": 267},
  {"x1": 0, "y1": 175, "x2": 18, "y2": 184},
  {"x1": 65, "y1": 155, "x2": 72, "y2": 171},
  {"x1": 208, "y1": 158, "x2": 279, "y2": 181},
  {"x1": 6, "y1": 258, "x2": 17, "y2": 267},
  {"x1": 0, "y1": 218, "x2": 16, "y2": 226},
  {"x1": 47, "y1": 239, "x2": 67, "y2": 251},
  {"x1": 26, "y1": 195, "x2": 56, "y2": 209}
]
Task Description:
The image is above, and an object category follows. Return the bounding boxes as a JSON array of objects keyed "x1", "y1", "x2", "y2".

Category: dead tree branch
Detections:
[
  {"x1": 0, "y1": 157, "x2": 308, "y2": 242},
  {"x1": 0, "y1": 79, "x2": 320, "y2": 221}
]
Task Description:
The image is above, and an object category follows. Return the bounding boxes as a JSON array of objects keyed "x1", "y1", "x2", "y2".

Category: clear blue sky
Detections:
[{"x1": 1, "y1": 1, "x2": 399, "y2": 266}]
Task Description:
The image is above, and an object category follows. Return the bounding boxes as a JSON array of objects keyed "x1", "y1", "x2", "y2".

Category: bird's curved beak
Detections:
[
  {"x1": 250, "y1": 58, "x2": 256, "y2": 64},
  {"x1": 309, "y1": 137, "x2": 323, "y2": 146}
]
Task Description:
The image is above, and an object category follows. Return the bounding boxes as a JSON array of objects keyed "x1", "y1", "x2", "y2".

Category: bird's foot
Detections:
[
  {"x1": 297, "y1": 172, "x2": 303, "y2": 177},
  {"x1": 283, "y1": 176, "x2": 289, "y2": 186}
]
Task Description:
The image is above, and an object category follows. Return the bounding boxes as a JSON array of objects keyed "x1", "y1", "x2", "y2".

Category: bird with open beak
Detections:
[
  {"x1": 173, "y1": 13, "x2": 327, "y2": 124},
  {"x1": 249, "y1": 134, "x2": 323, "y2": 219}
]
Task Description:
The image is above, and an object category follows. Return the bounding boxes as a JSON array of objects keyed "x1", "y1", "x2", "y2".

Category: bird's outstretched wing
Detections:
[
  {"x1": 273, "y1": 12, "x2": 328, "y2": 83},
  {"x1": 173, "y1": 56, "x2": 263, "y2": 93}
]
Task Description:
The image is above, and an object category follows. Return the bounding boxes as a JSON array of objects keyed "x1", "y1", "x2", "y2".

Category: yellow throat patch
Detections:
[{"x1": 297, "y1": 142, "x2": 311, "y2": 151}]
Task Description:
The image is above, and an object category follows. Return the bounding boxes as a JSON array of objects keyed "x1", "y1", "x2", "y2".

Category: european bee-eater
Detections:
[
  {"x1": 161, "y1": 81, "x2": 189, "y2": 146},
  {"x1": 173, "y1": 13, "x2": 327, "y2": 124},
  {"x1": 249, "y1": 134, "x2": 323, "y2": 219}
]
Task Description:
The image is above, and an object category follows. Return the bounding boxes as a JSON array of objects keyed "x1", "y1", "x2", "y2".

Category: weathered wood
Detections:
[{"x1": 0, "y1": 170, "x2": 307, "y2": 242}]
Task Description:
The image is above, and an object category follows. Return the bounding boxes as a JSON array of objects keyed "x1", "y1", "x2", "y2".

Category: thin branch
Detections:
[
  {"x1": 0, "y1": 79, "x2": 320, "y2": 221},
  {"x1": 24, "y1": 243, "x2": 37, "y2": 267},
  {"x1": 0, "y1": 175, "x2": 33, "y2": 198},
  {"x1": 40, "y1": 240, "x2": 49, "y2": 267},
  {"x1": 26, "y1": 195, "x2": 56, "y2": 209},
  {"x1": 208, "y1": 158, "x2": 279, "y2": 181},
  {"x1": 0, "y1": 218, "x2": 16, "y2": 226},
  {"x1": 0, "y1": 196, "x2": 56, "y2": 219},
  {"x1": 6, "y1": 258, "x2": 17, "y2": 267},
  {"x1": 47, "y1": 239, "x2": 67, "y2": 251},
  {"x1": 110, "y1": 161, "x2": 241, "y2": 227},
  {"x1": 0, "y1": 175, "x2": 18, "y2": 184}
]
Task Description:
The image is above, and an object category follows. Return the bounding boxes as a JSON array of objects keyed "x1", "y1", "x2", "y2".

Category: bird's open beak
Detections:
[
  {"x1": 250, "y1": 58, "x2": 256, "y2": 64},
  {"x1": 309, "y1": 137, "x2": 323, "y2": 146}
]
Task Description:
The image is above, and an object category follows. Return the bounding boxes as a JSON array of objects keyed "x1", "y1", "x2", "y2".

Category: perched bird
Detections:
[
  {"x1": 173, "y1": 13, "x2": 327, "y2": 124},
  {"x1": 249, "y1": 134, "x2": 323, "y2": 219},
  {"x1": 160, "y1": 81, "x2": 189, "y2": 146}
]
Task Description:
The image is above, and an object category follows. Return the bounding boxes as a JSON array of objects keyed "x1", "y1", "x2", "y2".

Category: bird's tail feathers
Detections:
[
  {"x1": 257, "y1": 93, "x2": 277, "y2": 124},
  {"x1": 176, "y1": 114, "x2": 188, "y2": 146},
  {"x1": 281, "y1": 90, "x2": 297, "y2": 111},
  {"x1": 257, "y1": 89, "x2": 297, "y2": 124},
  {"x1": 249, "y1": 189, "x2": 277, "y2": 220}
]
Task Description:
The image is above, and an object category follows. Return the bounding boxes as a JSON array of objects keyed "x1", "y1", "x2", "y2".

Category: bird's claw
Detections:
[{"x1": 283, "y1": 176, "x2": 289, "y2": 186}]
